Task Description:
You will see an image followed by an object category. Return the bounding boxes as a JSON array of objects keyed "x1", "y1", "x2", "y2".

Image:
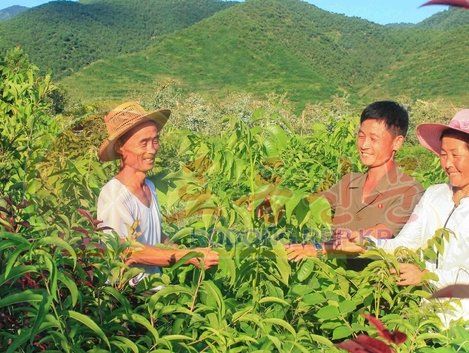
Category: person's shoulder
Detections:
[
  {"x1": 325, "y1": 172, "x2": 362, "y2": 191},
  {"x1": 396, "y1": 170, "x2": 424, "y2": 192},
  {"x1": 145, "y1": 178, "x2": 157, "y2": 192},
  {"x1": 345, "y1": 171, "x2": 364, "y2": 185},
  {"x1": 100, "y1": 178, "x2": 122, "y2": 193},
  {"x1": 424, "y1": 183, "x2": 451, "y2": 196},
  {"x1": 98, "y1": 178, "x2": 127, "y2": 201},
  {"x1": 334, "y1": 172, "x2": 362, "y2": 182}
]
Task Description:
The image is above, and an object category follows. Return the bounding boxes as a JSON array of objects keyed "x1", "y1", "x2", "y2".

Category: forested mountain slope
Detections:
[
  {"x1": 0, "y1": 0, "x2": 236, "y2": 77},
  {"x1": 60, "y1": 0, "x2": 468, "y2": 106},
  {"x1": 0, "y1": 5, "x2": 28, "y2": 21}
]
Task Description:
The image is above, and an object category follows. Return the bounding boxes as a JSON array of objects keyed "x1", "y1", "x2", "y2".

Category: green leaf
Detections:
[
  {"x1": 309, "y1": 334, "x2": 334, "y2": 347},
  {"x1": 315, "y1": 305, "x2": 340, "y2": 320},
  {"x1": 263, "y1": 318, "x2": 296, "y2": 336},
  {"x1": 291, "y1": 284, "x2": 313, "y2": 296},
  {"x1": 58, "y1": 272, "x2": 79, "y2": 307},
  {"x1": 37, "y1": 236, "x2": 77, "y2": 268},
  {"x1": 6, "y1": 328, "x2": 31, "y2": 353},
  {"x1": 0, "y1": 265, "x2": 37, "y2": 287},
  {"x1": 4, "y1": 245, "x2": 29, "y2": 278},
  {"x1": 258, "y1": 296, "x2": 290, "y2": 306},
  {"x1": 202, "y1": 280, "x2": 225, "y2": 316},
  {"x1": 0, "y1": 231, "x2": 30, "y2": 246},
  {"x1": 126, "y1": 313, "x2": 159, "y2": 343},
  {"x1": 303, "y1": 292, "x2": 326, "y2": 306},
  {"x1": 29, "y1": 293, "x2": 51, "y2": 345},
  {"x1": 170, "y1": 250, "x2": 203, "y2": 271},
  {"x1": 160, "y1": 335, "x2": 193, "y2": 341},
  {"x1": 297, "y1": 259, "x2": 315, "y2": 282},
  {"x1": 68, "y1": 310, "x2": 110, "y2": 348},
  {"x1": 111, "y1": 336, "x2": 139, "y2": 353},
  {"x1": 332, "y1": 326, "x2": 353, "y2": 340},
  {"x1": 338, "y1": 301, "x2": 357, "y2": 315},
  {"x1": 0, "y1": 289, "x2": 43, "y2": 308},
  {"x1": 215, "y1": 247, "x2": 236, "y2": 286},
  {"x1": 272, "y1": 242, "x2": 291, "y2": 285},
  {"x1": 148, "y1": 285, "x2": 194, "y2": 308},
  {"x1": 285, "y1": 191, "x2": 305, "y2": 222},
  {"x1": 102, "y1": 286, "x2": 130, "y2": 312}
]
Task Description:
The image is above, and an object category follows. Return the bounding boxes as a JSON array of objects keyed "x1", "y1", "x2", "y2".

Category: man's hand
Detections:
[
  {"x1": 333, "y1": 225, "x2": 393, "y2": 243},
  {"x1": 187, "y1": 248, "x2": 219, "y2": 269},
  {"x1": 326, "y1": 237, "x2": 365, "y2": 254},
  {"x1": 285, "y1": 244, "x2": 318, "y2": 261},
  {"x1": 256, "y1": 196, "x2": 272, "y2": 219},
  {"x1": 391, "y1": 263, "x2": 428, "y2": 286},
  {"x1": 333, "y1": 228, "x2": 357, "y2": 241}
]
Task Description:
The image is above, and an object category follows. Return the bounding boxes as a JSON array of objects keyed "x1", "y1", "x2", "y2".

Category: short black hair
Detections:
[
  {"x1": 360, "y1": 101, "x2": 409, "y2": 137},
  {"x1": 440, "y1": 128, "x2": 469, "y2": 151}
]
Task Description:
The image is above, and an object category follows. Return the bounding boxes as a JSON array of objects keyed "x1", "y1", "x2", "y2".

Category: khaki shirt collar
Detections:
[{"x1": 348, "y1": 163, "x2": 400, "y2": 194}]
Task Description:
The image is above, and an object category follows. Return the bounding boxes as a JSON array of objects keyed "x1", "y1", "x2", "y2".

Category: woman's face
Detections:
[{"x1": 440, "y1": 136, "x2": 469, "y2": 190}]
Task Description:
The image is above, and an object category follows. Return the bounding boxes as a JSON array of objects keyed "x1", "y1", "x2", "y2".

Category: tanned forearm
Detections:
[{"x1": 126, "y1": 244, "x2": 193, "y2": 267}]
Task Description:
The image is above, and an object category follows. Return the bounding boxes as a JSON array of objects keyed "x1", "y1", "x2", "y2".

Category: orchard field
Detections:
[{"x1": 0, "y1": 49, "x2": 467, "y2": 353}]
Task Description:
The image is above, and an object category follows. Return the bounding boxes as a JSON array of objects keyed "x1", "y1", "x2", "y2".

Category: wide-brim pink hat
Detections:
[{"x1": 416, "y1": 109, "x2": 469, "y2": 155}]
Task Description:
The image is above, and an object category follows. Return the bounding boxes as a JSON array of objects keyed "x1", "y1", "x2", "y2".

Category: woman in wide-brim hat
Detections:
[{"x1": 338, "y1": 109, "x2": 469, "y2": 326}]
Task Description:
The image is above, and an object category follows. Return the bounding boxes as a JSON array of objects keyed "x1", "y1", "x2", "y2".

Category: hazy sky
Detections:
[{"x1": 1, "y1": 0, "x2": 448, "y2": 25}]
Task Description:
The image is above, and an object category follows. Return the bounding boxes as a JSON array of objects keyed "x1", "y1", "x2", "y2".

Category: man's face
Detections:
[
  {"x1": 118, "y1": 121, "x2": 159, "y2": 173},
  {"x1": 440, "y1": 136, "x2": 469, "y2": 190},
  {"x1": 356, "y1": 119, "x2": 401, "y2": 168}
]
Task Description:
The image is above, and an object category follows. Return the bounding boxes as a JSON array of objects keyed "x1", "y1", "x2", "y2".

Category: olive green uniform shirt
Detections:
[{"x1": 322, "y1": 166, "x2": 424, "y2": 237}]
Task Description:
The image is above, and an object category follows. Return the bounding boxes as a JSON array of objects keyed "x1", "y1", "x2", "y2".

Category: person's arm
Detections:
[
  {"x1": 432, "y1": 268, "x2": 469, "y2": 288},
  {"x1": 331, "y1": 188, "x2": 428, "y2": 255},
  {"x1": 390, "y1": 265, "x2": 469, "y2": 288},
  {"x1": 126, "y1": 244, "x2": 219, "y2": 269},
  {"x1": 98, "y1": 187, "x2": 219, "y2": 269},
  {"x1": 368, "y1": 188, "x2": 429, "y2": 253}
]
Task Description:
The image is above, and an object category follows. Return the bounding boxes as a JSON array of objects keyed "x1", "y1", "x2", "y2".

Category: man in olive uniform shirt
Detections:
[
  {"x1": 287, "y1": 101, "x2": 424, "y2": 261},
  {"x1": 323, "y1": 162, "x2": 423, "y2": 240}
]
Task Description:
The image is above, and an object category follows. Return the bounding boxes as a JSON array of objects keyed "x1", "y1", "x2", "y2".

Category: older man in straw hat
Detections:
[
  {"x1": 97, "y1": 102, "x2": 218, "y2": 282},
  {"x1": 336, "y1": 109, "x2": 469, "y2": 325}
]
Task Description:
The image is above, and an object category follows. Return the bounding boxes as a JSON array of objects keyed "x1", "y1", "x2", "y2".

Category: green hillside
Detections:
[
  {"x1": 61, "y1": 0, "x2": 403, "y2": 105},
  {"x1": 0, "y1": 5, "x2": 28, "y2": 21},
  {"x1": 417, "y1": 7, "x2": 469, "y2": 29},
  {"x1": 60, "y1": 0, "x2": 468, "y2": 107},
  {"x1": 360, "y1": 25, "x2": 469, "y2": 102},
  {"x1": 0, "y1": 0, "x2": 236, "y2": 77}
]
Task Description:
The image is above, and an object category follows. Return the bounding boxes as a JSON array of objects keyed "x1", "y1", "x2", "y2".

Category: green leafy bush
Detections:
[{"x1": 0, "y1": 49, "x2": 467, "y2": 353}]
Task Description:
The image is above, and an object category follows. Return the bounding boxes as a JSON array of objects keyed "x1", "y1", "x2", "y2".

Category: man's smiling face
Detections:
[
  {"x1": 117, "y1": 121, "x2": 160, "y2": 173},
  {"x1": 356, "y1": 119, "x2": 401, "y2": 168}
]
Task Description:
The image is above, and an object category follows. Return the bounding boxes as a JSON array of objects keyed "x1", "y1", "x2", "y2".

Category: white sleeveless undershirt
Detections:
[{"x1": 97, "y1": 178, "x2": 162, "y2": 275}]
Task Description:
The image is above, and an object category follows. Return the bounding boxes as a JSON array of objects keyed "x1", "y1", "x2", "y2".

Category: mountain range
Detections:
[
  {"x1": 0, "y1": 0, "x2": 467, "y2": 107},
  {"x1": 0, "y1": 5, "x2": 28, "y2": 21},
  {"x1": 0, "y1": 0, "x2": 236, "y2": 77}
]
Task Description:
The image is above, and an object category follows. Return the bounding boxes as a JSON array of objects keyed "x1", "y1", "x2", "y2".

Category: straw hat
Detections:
[
  {"x1": 416, "y1": 109, "x2": 469, "y2": 155},
  {"x1": 98, "y1": 101, "x2": 170, "y2": 162}
]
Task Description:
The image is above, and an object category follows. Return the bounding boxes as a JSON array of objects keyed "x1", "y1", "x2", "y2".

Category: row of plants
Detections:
[{"x1": 0, "y1": 50, "x2": 467, "y2": 352}]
